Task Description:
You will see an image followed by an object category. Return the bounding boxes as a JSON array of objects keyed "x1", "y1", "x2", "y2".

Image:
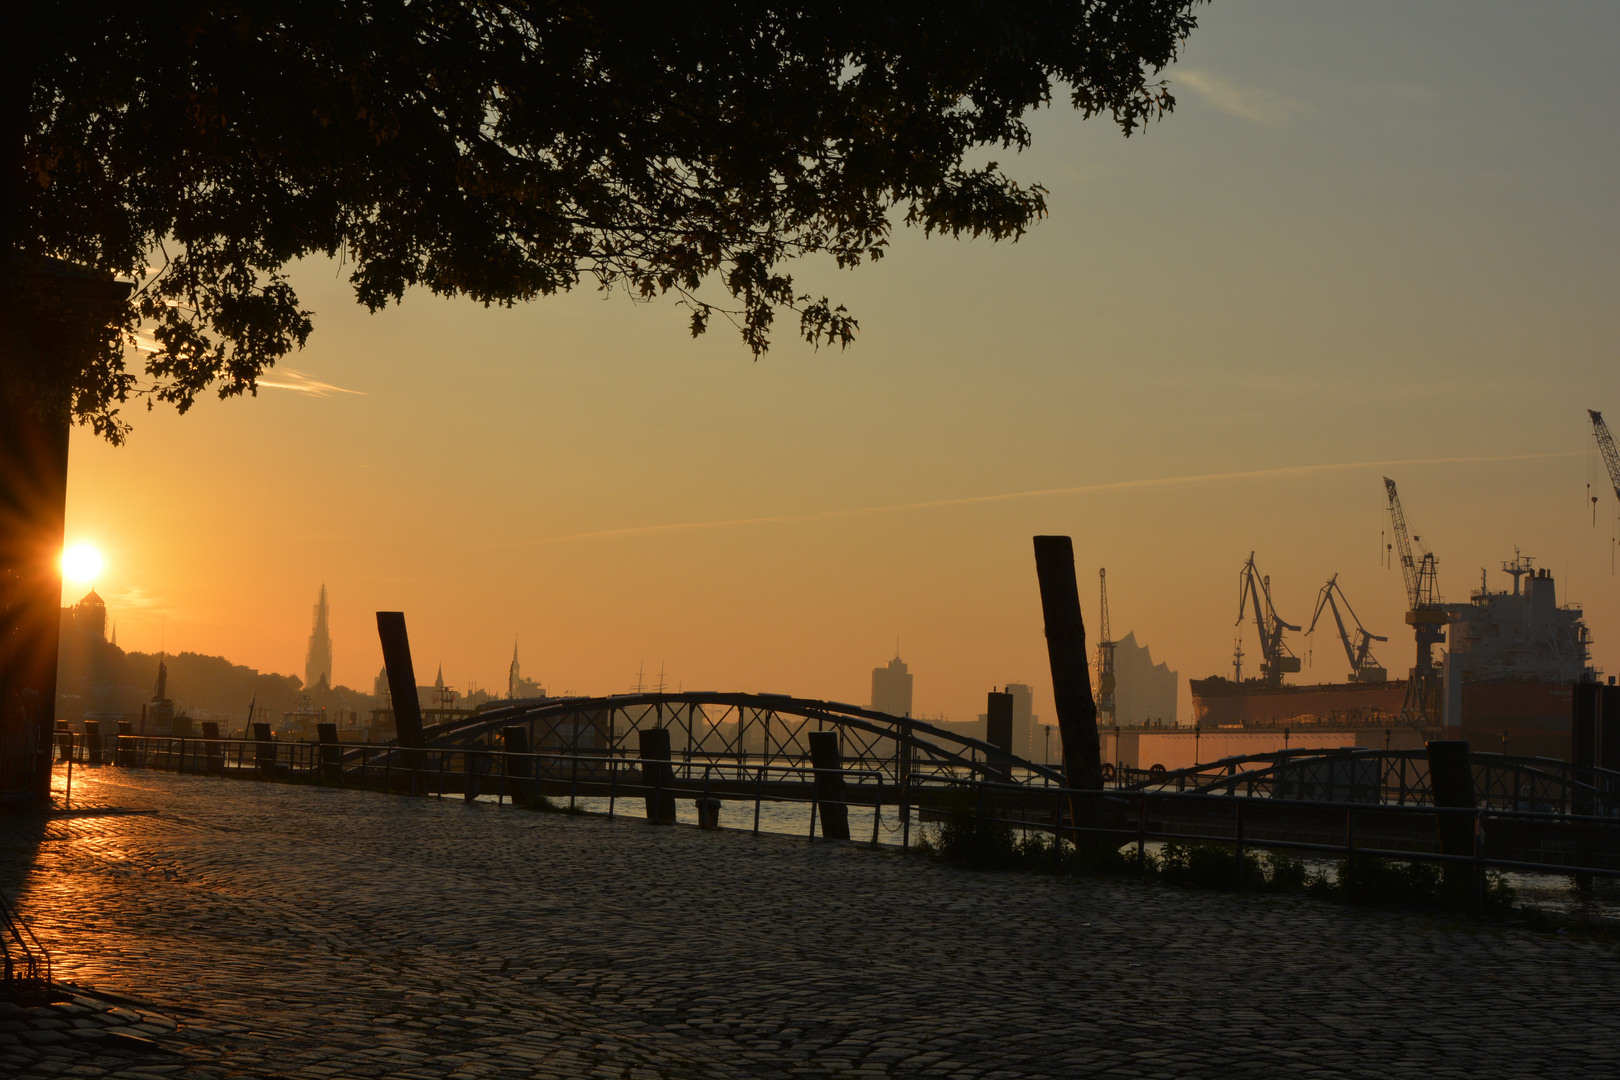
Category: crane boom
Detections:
[
  {"x1": 1384, "y1": 476, "x2": 1446, "y2": 722},
  {"x1": 1235, "y1": 553, "x2": 1301, "y2": 685},
  {"x1": 1384, "y1": 477, "x2": 1420, "y2": 609},
  {"x1": 1306, "y1": 574, "x2": 1388, "y2": 682},
  {"x1": 1590, "y1": 410, "x2": 1620, "y2": 505},
  {"x1": 1096, "y1": 569, "x2": 1116, "y2": 723}
]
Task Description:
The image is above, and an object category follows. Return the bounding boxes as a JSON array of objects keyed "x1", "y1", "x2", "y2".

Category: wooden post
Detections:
[
  {"x1": 808, "y1": 730, "x2": 851, "y2": 841},
  {"x1": 1427, "y1": 739, "x2": 1475, "y2": 897},
  {"x1": 115, "y1": 720, "x2": 134, "y2": 767},
  {"x1": 640, "y1": 727, "x2": 676, "y2": 824},
  {"x1": 253, "y1": 721, "x2": 274, "y2": 779},
  {"x1": 986, "y1": 690, "x2": 1014, "y2": 783},
  {"x1": 83, "y1": 719, "x2": 102, "y2": 765},
  {"x1": 317, "y1": 722, "x2": 341, "y2": 785},
  {"x1": 464, "y1": 747, "x2": 492, "y2": 802},
  {"x1": 201, "y1": 720, "x2": 224, "y2": 776},
  {"x1": 375, "y1": 612, "x2": 426, "y2": 789},
  {"x1": 1032, "y1": 536, "x2": 1106, "y2": 843},
  {"x1": 502, "y1": 726, "x2": 534, "y2": 806}
]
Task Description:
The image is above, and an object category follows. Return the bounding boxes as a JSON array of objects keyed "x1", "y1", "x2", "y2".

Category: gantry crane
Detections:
[
  {"x1": 1306, "y1": 574, "x2": 1388, "y2": 683},
  {"x1": 1384, "y1": 477, "x2": 1446, "y2": 722},
  {"x1": 1096, "y1": 568, "x2": 1117, "y2": 724},
  {"x1": 1590, "y1": 410, "x2": 1620, "y2": 507},
  {"x1": 1236, "y1": 553, "x2": 1301, "y2": 686}
]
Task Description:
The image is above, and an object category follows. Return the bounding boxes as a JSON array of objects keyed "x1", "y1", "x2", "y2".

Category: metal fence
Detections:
[{"x1": 46, "y1": 730, "x2": 1620, "y2": 910}]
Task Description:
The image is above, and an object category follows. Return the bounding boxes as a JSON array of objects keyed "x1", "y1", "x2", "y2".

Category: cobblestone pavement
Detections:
[{"x1": 3, "y1": 768, "x2": 1618, "y2": 1079}]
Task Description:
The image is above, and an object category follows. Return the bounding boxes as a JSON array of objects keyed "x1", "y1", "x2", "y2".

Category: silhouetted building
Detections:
[
  {"x1": 1006, "y1": 682, "x2": 1037, "y2": 759},
  {"x1": 304, "y1": 583, "x2": 332, "y2": 691},
  {"x1": 509, "y1": 640, "x2": 546, "y2": 698},
  {"x1": 63, "y1": 588, "x2": 107, "y2": 641},
  {"x1": 1113, "y1": 631, "x2": 1177, "y2": 726},
  {"x1": 871, "y1": 654, "x2": 913, "y2": 717}
]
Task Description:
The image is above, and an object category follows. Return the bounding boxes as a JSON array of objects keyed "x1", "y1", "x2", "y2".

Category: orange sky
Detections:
[{"x1": 61, "y1": 3, "x2": 1620, "y2": 724}]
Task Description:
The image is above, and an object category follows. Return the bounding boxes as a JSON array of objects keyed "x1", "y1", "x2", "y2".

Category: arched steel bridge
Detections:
[{"x1": 411, "y1": 690, "x2": 1062, "y2": 790}]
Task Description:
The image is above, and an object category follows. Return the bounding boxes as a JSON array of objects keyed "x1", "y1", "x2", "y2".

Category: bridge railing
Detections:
[{"x1": 51, "y1": 729, "x2": 1620, "y2": 889}]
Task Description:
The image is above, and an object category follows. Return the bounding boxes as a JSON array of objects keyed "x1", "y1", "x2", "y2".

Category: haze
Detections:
[{"x1": 61, "y1": 2, "x2": 1620, "y2": 722}]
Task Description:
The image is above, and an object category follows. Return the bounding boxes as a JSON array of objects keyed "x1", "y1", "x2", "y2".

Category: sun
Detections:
[{"x1": 62, "y1": 543, "x2": 104, "y2": 585}]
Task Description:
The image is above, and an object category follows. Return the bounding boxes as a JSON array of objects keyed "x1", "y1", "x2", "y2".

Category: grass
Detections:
[{"x1": 920, "y1": 796, "x2": 1524, "y2": 920}]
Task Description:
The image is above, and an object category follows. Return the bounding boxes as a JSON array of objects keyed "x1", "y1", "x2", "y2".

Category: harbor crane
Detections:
[
  {"x1": 1236, "y1": 553, "x2": 1301, "y2": 686},
  {"x1": 1384, "y1": 476, "x2": 1446, "y2": 722},
  {"x1": 1096, "y1": 568, "x2": 1117, "y2": 724},
  {"x1": 1589, "y1": 410, "x2": 1620, "y2": 508},
  {"x1": 1305, "y1": 575, "x2": 1388, "y2": 683}
]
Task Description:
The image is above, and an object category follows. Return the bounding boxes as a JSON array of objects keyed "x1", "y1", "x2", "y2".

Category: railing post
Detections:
[
  {"x1": 899, "y1": 756, "x2": 912, "y2": 851},
  {"x1": 1137, "y1": 796, "x2": 1148, "y2": 875},
  {"x1": 84, "y1": 720, "x2": 102, "y2": 766},
  {"x1": 1473, "y1": 808, "x2": 1486, "y2": 916},
  {"x1": 753, "y1": 757, "x2": 765, "y2": 836},
  {"x1": 1234, "y1": 800, "x2": 1245, "y2": 889},
  {"x1": 1344, "y1": 807, "x2": 1356, "y2": 898},
  {"x1": 871, "y1": 780, "x2": 882, "y2": 848}
]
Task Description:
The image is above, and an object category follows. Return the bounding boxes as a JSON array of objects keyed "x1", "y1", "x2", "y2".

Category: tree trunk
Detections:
[{"x1": 0, "y1": 383, "x2": 69, "y2": 802}]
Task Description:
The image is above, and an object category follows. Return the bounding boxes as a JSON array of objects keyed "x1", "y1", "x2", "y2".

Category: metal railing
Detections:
[
  {"x1": 49, "y1": 729, "x2": 1620, "y2": 905},
  {"x1": 0, "y1": 886, "x2": 52, "y2": 1003}
]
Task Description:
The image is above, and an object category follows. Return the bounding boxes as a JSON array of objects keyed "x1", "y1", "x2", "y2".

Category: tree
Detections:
[{"x1": 2, "y1": 1, "x2": 1202, "y2": 798}]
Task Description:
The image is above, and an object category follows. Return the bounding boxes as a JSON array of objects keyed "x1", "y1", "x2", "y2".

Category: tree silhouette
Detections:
[
  {"x1": 1, "y1": 1, "x2": 1201, "y2": 799},
  {"x1": 12, "y1": 1, "x2": 1199, "y2": 437}
]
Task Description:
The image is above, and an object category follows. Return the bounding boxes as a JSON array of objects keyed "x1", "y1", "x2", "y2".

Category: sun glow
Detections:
[{"x1": 62, "y1": 543, "x2": 104, "y2": 585}]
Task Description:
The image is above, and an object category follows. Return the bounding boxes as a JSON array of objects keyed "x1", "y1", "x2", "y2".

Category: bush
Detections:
[
  {"x1": 926, "y1": 793, "x2": 1140, "y2": 874},
  {"x1": 928, "y1": 794, "x2": 1019, "y2": 870}
]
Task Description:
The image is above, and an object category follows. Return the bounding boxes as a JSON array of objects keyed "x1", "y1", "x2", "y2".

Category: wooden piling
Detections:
[
  {"x1": 639, "y1": 727, "x2": 677, "y2": 824},
  {"x1": 201, "y1": 720, "x2": 224, "y2": 776},
  {"x1": 986, "y1": 690, "x2": 1014, "y2": 783},
  {"x1": 503, "y1": 727, "x2": 534, "y2": 806},
  {"x1": 375, "y1": 612, "x2": 427, "y2": 789},
  {"x1": 317, "y1": 722, "x2": 341, "y2": 785},
  {"x1": 252, "y1": 722, "x2": 274, "y2": 779},
  {"x1": 115, "y1": 720, "x2": 134, "y2": 767},
  {"x1": 808, "y1": 731, "x2": 851, "y2": 841},
  {"x1": 1032, "y1": 536, "x2": 1105, "y2": 843}
]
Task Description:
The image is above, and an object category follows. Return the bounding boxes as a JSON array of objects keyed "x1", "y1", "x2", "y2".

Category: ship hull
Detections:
[
  {"x1": 1188, "y1": 677, "x2": 1574, "y2": 759},
  {"x1": 1189, "y1": 678, "x2": 1406, "y2": 728}
]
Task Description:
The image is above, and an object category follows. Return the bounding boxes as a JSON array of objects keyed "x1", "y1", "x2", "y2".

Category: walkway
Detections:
[{"x1": 3, "y1": 768, "x2": 1618, "y2": 1079}]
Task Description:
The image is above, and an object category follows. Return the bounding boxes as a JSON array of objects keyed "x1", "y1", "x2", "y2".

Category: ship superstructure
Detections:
[{"x1": 1445, "y1": 554, "x2": 1591, "y2": 687}]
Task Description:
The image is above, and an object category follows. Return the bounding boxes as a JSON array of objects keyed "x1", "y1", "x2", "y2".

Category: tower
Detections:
[
  {"x1": 509, "y1": 639, "x2": 520, "y2": 699},
  {"x1": 304, "y1": 583, "x2": 333, "y2": 691},
  {"x1": 870, "y1": 653, "x2": 913, "y2": 717}
]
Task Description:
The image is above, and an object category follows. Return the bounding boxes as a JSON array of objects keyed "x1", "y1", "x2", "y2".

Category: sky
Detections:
[{"x1": 61, "y1": 2, "x2": 1620, "y2": 724}]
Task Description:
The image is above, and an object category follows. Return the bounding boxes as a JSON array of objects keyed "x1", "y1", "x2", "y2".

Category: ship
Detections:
[{"x1": 1191, "y1": 553, "x2": 1594, "y2": 760}]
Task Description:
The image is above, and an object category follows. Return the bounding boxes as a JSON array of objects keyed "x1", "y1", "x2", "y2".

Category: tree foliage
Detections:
[{"x1": 15, "y1": 1, "x2": 1201, "y2": 441}]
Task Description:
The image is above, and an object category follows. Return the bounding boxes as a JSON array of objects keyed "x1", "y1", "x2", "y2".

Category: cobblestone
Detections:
[{"x1": 2, "y1": 769, "x2": 1619, "y2": 1077}]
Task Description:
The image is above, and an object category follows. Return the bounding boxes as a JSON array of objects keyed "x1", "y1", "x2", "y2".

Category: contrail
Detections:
[{"x1": 543, "y1": 450, "x2": 1586, "y2": 544}]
